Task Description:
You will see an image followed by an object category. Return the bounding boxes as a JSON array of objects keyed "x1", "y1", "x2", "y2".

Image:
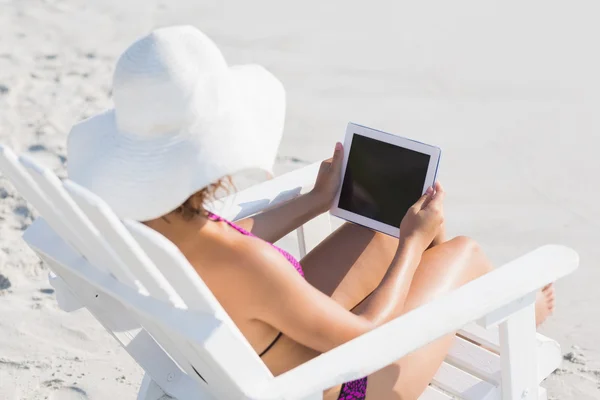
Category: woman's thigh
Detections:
[
  {"x1": 300, "y1": 222, "x2": 398, "y2": 311},
  {"x1": 364, "y1": 236, "x2": 493, "y2": 399},
  {"x1": 301, "y1": 223, "x2": 494, "y2": 399}
]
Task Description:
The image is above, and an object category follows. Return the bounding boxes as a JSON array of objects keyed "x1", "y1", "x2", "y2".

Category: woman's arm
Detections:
[
  {"x1": 239, "y1": 185, "x2": 444, "y2": 353},
  {"x1": 236, "y1": 191, "x2": 326, "y2": 243},
  {"x1": 236, "y1": 143, "x2": 344, "y2": 243}
]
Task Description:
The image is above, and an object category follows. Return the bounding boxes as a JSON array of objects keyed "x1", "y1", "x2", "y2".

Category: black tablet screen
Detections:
[{"x1": 338, "y1": 134, "x2": 431, "y2": 228}]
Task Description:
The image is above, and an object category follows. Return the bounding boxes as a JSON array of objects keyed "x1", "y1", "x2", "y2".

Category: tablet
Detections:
[{"x1": 330, "y1": 123, "x2": 441, "y2": 237}]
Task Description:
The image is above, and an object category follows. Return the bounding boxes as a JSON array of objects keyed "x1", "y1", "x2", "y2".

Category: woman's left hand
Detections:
[{"x1": 310, "y1": 142, "x2": 344, "y2": 213}]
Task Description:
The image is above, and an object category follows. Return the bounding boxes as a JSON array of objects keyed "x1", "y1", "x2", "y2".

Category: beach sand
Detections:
[{"x1": 1, "y1": 1, "x2": 599, "y2": 398}]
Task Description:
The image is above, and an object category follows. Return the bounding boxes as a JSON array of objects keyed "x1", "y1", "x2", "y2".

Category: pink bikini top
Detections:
[{"x1": 207, "y1": 212, "x2": 304, "y2": 277}]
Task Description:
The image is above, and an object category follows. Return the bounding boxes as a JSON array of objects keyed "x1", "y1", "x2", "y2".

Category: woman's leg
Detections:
[
  {"x1": 302, "y1": 222, "x2": 554, "y2": 399},
  {"x1": 302, "y1": 224, "x2": 492, "y2": 399},
  {"x1": 361, "y1": 236, "x2": 492, "y2": 399},
  {"x1": 301, "y1": 222, "x2": 398, "y2": 311},
  {"x1": 301, "y1": 221, "x2": 451, "y2": 312}
]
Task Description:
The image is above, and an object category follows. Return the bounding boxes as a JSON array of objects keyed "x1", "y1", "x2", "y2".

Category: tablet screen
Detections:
[{"x1": 338, "y1": 134, "x2": 431, "y2": 228}]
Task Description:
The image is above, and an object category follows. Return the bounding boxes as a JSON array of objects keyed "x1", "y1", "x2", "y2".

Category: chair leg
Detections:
[
  {"x1": 138, "y1": 373, "x2": 171, "y2": 400},
  {"x1": 499, "y1": 302, "x2": 538, "y2": 400}
]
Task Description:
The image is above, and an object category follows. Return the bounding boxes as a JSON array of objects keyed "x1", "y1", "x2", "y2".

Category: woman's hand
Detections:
[
  {"x1": 310, "y1": 142, "x2": 344, "y2": 213},
  {"x1": 399, "y1": 182, "x2": 445, "y2": 252}
]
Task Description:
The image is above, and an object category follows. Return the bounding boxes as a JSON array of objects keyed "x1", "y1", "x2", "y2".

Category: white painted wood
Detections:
[
  {"x1": 9, "y1": 143, "x2": 218, "y2": 396},
  {"x1": 124, "y1": 219, "x2": 275, "y2": 397},
  {"x1": 460, "y1": 324, "x2": 562, "y2": 383},
  {"x1": 446, "y1": 336, "x2": 501, "y2": 384},
  {"x1": 25, "y1": 220, "x2": 205, "y2": 400},
  {"x1": 26, "y1": 220, "x2": 231, "y2": 398},
  {"x1": 533, "y1": 336, "x2": 562, "y2": 385},
  {"x1": 209, "y1": 162, "x2": 321, "y2": 221},
  {"x1": 123, "y1": 220, "x2": 222, "y2": 315},
  {"x1": 5, "y1": 149, "x2": 267, "y2": 398},
  {"x1": 59, "y1": 183, "x2": 252, "y2": 398},
  {"x1": 138, "y1": 373, "x2": 170, "y2": 400},
  {"x1": 431, "y1": 362, "x2": 499, "y2": 400},
  {"x1": 63, "y1": 180, "x2": 184, "y2": 307},
  {"x1": 499, "y1": 303, "x2": 538, "y2": 400},
  {"x1": 18, "y1": 154, "x2": 141, "y2": 287},
  {"x1": 460, "y1": 323, "x2": 502, "y2": 353},
  {"x1": 263, "y1": 245, "x2": 577, "y2": 399},
  {"x1": 0, "y1": 146, "x2": 91, "y2": 263},
  {"x1": 13, "y1": 157, "x2": 213, "y2": 394},
  {"x1": 48, "y1": 271, "x2": 83, "y2": 312},
  {"x1": 296, "y1": 225, "x2": 308, "y2": 258},
  {"x1": 478, "y1": 291, "x2": 537, "y2": 329},
  {"x1": 419, "y1": 386, "x2": 453, "y2": 399},
  {"x1": 301, "y1": 212, "x2": 332, "y2": 254}
]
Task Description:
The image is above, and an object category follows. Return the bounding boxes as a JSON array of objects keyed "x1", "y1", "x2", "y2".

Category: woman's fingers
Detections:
[
  {"x1": 421, "y1": 186, "x2": 435, "y2": 209},
  {"x1": 427, "y1": 182, "x2": 445, "y2": 206},
  {"x1": 332, "y1": 142, "x2": 343, "y2": 172},
  {"x1": 433, "y1": 181, "x2": 444, "y2": 200},
  {"x1": 412, "y1": 192, "x2": 431, "y2": 210},
  {"x1": 319, "y1": 158, "x2": 333, "y2": 173}
]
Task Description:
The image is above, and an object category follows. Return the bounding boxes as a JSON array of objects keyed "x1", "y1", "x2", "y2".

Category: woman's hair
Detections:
[{"x1": 174, "y1": 176, "x2": 233, "y2": 220}]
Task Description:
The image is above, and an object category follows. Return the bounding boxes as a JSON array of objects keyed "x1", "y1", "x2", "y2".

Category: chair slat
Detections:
[
  {"x1": 32, "y1": 239, "x2": 211, "y2": 396},
  {"x1": 18, "y1": 154, "x2": 139, "y2": 287},
  {"x1": 208, "y1": 162, "x2": 320, "y2": 221},
  {"x1": 24, "y1": 218, "x2": 205, "y2": 400},
  {"x1": 31, "y1": 222, "x2": 260, "y2": 400},
  {"x1": 431, "y1": 362, "x2": 499, "y2": 400},
  {"x1": 63, "y1": 180, "x2": 184, "y2": 307},
  {"x1": 446, "y1": 336, "x2": 501, "y2": 384},
  {"x1": 419, "y1": 385, "x2": 454, "y2": 400},
  {"x1": 11, "y1": 152, "x2": 208, "y2": 393},
  {"x1": 124, "y1": 220, "x2": 221, "y2": 314},
  {"x1": 459, "y1": 323, "x2": 562, "y2": 383},
  {"x1": 58, "y1": 181, "x2": 221, "y2": 392},
  {"x1": 124, "y1": 220, "x2": 274, "y2": 398},
  {"x1": 0, "y1": 146, "x2": 90, "y2": 263}
]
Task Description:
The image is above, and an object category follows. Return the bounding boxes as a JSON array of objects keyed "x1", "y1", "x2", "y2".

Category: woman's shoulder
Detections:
[
  {"x1": 182, "y1": 222, "x2": 282, "y2": 276},
  {"x1": 181, "y1": 224, "x2": 300, "y2": 313}
]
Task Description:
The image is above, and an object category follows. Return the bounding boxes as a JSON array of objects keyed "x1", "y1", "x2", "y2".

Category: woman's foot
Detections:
[{"x1": 535, "y1": 284, "x2": 555, "y2": 327}]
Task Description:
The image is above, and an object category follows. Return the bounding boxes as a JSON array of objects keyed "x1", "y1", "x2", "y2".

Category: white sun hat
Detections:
[{"x1": 67, "y1": 25, "x2": 285, "y2": 221}]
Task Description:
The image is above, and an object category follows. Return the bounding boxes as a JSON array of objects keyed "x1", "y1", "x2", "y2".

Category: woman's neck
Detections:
[{"x1": 143, "y1": 211, "x2": 210, "y2": 244}]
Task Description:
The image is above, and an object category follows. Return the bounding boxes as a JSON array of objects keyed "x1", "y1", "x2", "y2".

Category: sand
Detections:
[{"x1": 1, "y1": 0, "x2": 599, "y2": 398}]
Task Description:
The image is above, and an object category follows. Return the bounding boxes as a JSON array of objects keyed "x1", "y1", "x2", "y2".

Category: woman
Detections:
[{"x1": 67, "y1": 26, "x2": 555, "y2": 399}]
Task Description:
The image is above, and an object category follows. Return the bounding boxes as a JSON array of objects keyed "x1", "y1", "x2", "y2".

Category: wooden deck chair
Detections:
[{"x1": 0, "y1": 144, "x2": 579, "y2": 400}]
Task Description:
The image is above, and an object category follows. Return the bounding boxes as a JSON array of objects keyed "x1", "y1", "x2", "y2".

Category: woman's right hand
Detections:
[{"x1": 399, "y1": 182, "x2": 445, "y2": 251}]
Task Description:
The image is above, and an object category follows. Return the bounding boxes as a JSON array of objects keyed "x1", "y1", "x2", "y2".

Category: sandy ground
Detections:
[{"x1": 1, "y1": 0, "x2": 599, "y2": 398}]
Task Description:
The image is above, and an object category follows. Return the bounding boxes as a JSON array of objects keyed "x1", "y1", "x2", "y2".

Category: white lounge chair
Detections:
[{"x1": 0, "y1": 144, "x2": 578, "y2": 400}]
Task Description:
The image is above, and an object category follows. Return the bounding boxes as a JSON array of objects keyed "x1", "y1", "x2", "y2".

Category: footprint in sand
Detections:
[
  {"x1": 43, "y1": 379, "x2": 88, "y2": 400},
  {"x1": 0, "y1": 274, "x2": 11, "y2": 290},
  {"x1": 49, "y1": 386, "x2": 88, "y2": 400}
]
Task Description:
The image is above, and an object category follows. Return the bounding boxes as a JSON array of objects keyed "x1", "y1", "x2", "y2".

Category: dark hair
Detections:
[{"x1": 175, "y1": 176, "x2": 233, "y2": 220}]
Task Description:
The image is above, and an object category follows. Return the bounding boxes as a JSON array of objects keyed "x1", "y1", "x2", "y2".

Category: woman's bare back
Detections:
[{"x1": 145, "y1": 213, "x2": 321, "y2": 376}]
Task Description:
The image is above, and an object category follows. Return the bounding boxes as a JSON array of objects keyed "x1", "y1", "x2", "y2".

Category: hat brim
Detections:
[{"x1": 67, "y1": 65, "x2": 285, "y2": 221}]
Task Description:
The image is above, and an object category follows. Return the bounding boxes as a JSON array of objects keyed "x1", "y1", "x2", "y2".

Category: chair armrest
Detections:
[
  {"x1": 255, "y1": 245, "x2": 578, "y2": 400},
  {"x1": 208, "y1": 162, "x2": 321, "y2": 221}
]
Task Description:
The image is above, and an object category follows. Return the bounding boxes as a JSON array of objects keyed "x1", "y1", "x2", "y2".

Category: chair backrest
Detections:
[{"x1": 0, "y1": 145, "x2": 274, "y2": 400}]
